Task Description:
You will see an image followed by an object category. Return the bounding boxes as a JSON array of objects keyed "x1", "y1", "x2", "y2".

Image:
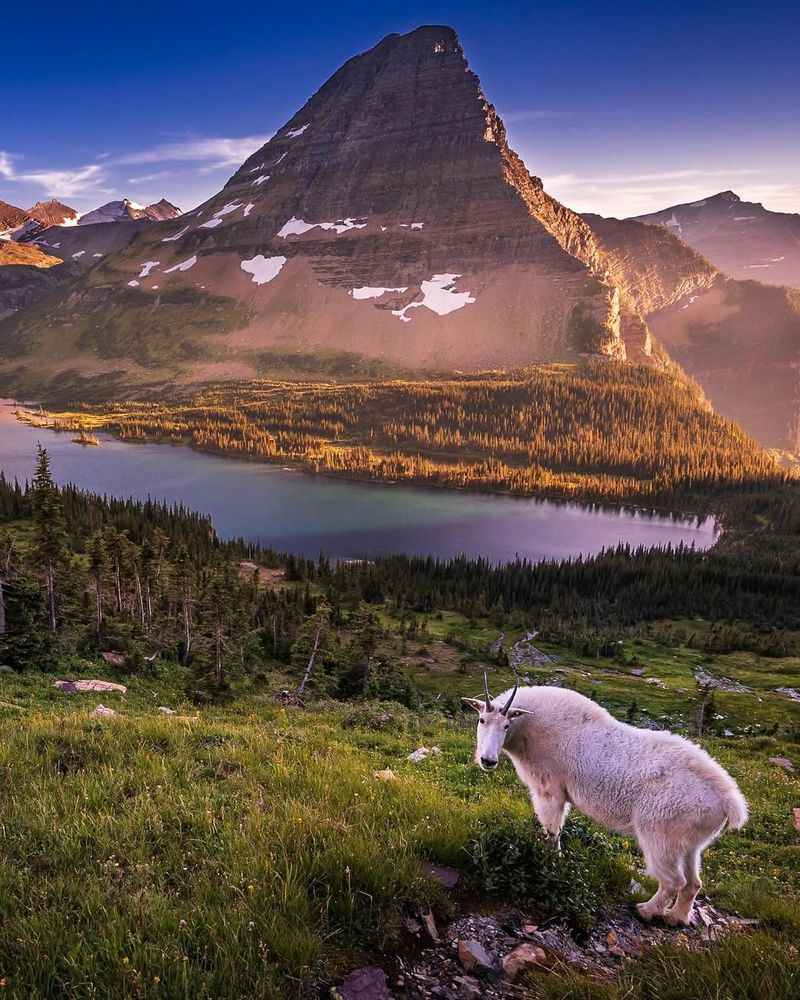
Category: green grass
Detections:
[{"x1": 0, "y1": 619, "x2": 798, "y2": 998}]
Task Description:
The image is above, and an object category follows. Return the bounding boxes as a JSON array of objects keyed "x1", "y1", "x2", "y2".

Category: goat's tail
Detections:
[{"x1": 723, "y1": 787, "x2": 749, "y2": 830}]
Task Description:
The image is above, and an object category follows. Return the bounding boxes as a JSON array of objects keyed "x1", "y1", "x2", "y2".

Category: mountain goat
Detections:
[{"x1": 463, "y1": 676, "x2": 747, "y2": 925}]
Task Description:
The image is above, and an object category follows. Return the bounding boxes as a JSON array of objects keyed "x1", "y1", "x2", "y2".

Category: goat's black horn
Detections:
[
  {"x1": 483, "y1": 671, "x2": 492, "y2": 711},
  {"x1": 501, "y1": 680, "x2": 519, "y2": 716}
]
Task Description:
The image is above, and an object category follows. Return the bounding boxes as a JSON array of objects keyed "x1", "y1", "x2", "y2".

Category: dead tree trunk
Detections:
[{"x1": 296, "y1": 624, "x2": 322, "y2": 698}]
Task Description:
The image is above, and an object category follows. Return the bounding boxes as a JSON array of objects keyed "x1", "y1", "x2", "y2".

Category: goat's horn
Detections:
[
  {"x1": 483, "y1": 671, "x2": 492, "y2": 711},
  {"x1": 501, "y1": 680, "x2": 519, "y2": 716}
]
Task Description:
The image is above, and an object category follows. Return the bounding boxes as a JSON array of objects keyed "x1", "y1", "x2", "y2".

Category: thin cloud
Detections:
[
  {"x1": 0, "y1": 150, "x2": 111, "y2": 198},
  {"x1": 127, "y1": 170, "x2": 178, "y2": 184},
  {"x1": 117, "y1": 135, "x2": 271, "y2": 170},
  {"x1": 502, "y1": 109, "x2": 574, "y2": 123},
  {"x1": 547, "y1": 168, "x2": 760, "y2": 188}
]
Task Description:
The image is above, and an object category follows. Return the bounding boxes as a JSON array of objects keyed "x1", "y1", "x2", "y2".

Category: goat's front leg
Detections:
[{"x1": 530, "y1": 788, "x2": 569, "y2": 851}]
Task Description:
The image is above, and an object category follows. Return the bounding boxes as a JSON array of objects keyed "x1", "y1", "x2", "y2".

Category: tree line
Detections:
[{"x1": 45, "y1": 362, "x2": 781, "y2": 508}]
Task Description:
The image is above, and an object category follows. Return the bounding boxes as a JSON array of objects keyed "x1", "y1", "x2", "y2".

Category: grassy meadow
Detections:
[{"x1": 1, "y1": 611, "x2": 798, "y2": 999}]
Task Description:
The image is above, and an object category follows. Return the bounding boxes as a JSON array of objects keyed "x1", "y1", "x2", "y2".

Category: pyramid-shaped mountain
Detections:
[{"x1": 3, "y1": 25, "x2": 655, "y2": 381}]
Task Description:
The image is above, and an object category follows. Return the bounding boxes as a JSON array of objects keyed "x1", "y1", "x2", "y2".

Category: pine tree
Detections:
[{"x1": 30, "y1": 445, "x2": 67, "y2": 633}]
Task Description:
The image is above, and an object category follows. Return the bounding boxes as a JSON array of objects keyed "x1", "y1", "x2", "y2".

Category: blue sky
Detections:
[{"x1": 1, "y1": 0, "x2": 798, "y2": 218}]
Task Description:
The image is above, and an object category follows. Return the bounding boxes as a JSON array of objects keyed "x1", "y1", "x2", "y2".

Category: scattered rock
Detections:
[
  {"x1": 630, "y1": 668, "x2": 644, "y2": 677},
  {"x1": 457, "y1": 939, "x2": 495, "y2": 974},
  {"x1": 769, "y1": 757, "x2": 795, "y2": 772},
  {"x1": 509, "y1": 632, "x2": 553, "y2": 669},
  {"x1": 451, "y1": 975, "x2": 481, "y2": 999},
  {"x1": 421, "y1": 863, "x2": 460, "y2": 889},
  {"x1": 0, "y1": 700, "x2": 24, "y2": 710},
  {"x1": 158, "y1": 706, "x2": 176, "y2": 715},
  {"x1": 93, "y1": 704, "x2": 119, "y2": 717},
  {"x1": 774, "y1": 686, "x2": 800, "y2": 702},
  {"x1": 276, "y1": 690, "x2": 304, "y2": 707},
  {"x1": 100, "y1": 652, "x2": 125, "y2": 667},
  {"x1": 793, "y1": 808, "x2": 800, "y2": 832},
  {"x1": 408, "y1": 747, "x2": 441, "y2": 763},
  {"x1": 338, "y1": 965, "x2": 393, "y2": 1000},
  {"x1": 374, "y1": 768, "x2": 396, "y2": 781},
  {"x1": 693, "y1": 668, "x2": 750, "y2": 694},
  {"x1": 501, "y1": 942, "x2": 548, "y2": 982},
  {"x1": 420, "y1": 909, "x2": 439, "y2": 942},
  {"x1": 54, "y1": 679, "x2": 127, "y2": 694}
]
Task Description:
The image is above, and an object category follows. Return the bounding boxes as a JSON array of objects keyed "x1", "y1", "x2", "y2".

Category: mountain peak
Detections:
[
  {"x1": 712, "y1": 190, "x2": 741, "y2": 203},
  {"x1": 27, "y1": 199, "x2": 78, "y2": 227}
]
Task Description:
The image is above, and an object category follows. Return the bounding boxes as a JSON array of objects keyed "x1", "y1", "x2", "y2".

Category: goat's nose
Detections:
[{"x1": 480, "y1": 757, "x2": 498, "y2": 769}]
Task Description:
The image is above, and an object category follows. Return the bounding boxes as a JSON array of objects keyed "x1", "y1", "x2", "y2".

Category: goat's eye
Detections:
[
  {"x1": 479, "y1": 718, "x2": 485, "y2": 725},
  {"x1": 504, "y1": 724, "x2": 510, "y2": 731}
]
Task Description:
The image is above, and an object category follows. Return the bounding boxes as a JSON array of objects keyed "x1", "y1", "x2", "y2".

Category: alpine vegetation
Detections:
[{"x1": 464, "y1": 676, "x2": 749, "y2": 926}]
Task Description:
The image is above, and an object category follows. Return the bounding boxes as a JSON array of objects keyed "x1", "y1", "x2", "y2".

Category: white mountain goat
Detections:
[{"x1": 463, "y1": 676, "x2": 748, "y2": 925}]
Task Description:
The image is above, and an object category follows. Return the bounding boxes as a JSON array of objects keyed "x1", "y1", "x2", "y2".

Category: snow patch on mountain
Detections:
[
  {"x1": 199, "y1": 202, "x2": 242, "y2": 229},
  {"x1": 164, "y1": 255, "x2": 197, "y2": 273},
  {"x1": 277, "y1": 216, "x2": 367, "y2": 238},
  {"x1": 240, "y1": 254, "x2": 287, "y2": 285},
  {"x1": 162, "y1": 226, "x2": 189, "y2": 243},
  {"x1": 252, "y1": 175, "x2": 270, "y2": 186},
  {"x1": 286, "y1": 124, "x2": 309, "y2": 137},
  {"x1": 139, "y1": 261, "x2": 160, "y2": 278},
  {"x1": 243, "y1": 203, "x2": 255, "y2": 217},
  {"x1": 351, "y1": 285, "x2": 408, "y2": 299},
  {"x1": 392, "y1": 273, "x2": 476, "y2": 322}
]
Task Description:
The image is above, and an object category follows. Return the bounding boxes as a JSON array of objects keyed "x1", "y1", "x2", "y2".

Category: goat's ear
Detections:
[
  {"x1": 461, "y1": 697, "x2": 485, "y2": 713},
  {"x1": 507, "y1": 708, "x2": 534, "y2": 719}
]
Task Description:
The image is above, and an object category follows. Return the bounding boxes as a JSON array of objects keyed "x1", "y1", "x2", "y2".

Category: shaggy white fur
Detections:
[{"x1": 464, "y1": 684, "x2": 748, "y2": 926}]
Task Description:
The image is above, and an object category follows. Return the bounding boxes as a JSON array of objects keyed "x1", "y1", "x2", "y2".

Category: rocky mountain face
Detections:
[
  {"x1": 77, "y1": 198, "x2": 181, "y2": 226},
  {"x1": 0, "y1": 196, "x2": 178, "y2": 321},
  {"x1": 5, "y1": 25, "x2": 657, "y2": 386},
  {"x1": 27, "y1": 199, "x2": 78, "y2": 228},
  {"x1": 633, "y1": 192, "x2": 800, "y2": 290},
  {"x1": 140, "y1": 198, "x2": 181, "y2": 221},
  {"x1": 0, "y1": 241, "x2": 76, "y2": 321},
  {"x1": 0, "y1": 200, "x2": 31, "y2": 234},
  {"x1": 583, "y1": 212, "x2": 800, "y2": 450}
]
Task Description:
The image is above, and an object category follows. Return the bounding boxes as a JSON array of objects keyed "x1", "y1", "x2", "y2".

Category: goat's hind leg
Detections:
[
  {"x1": 635, "y1": 833, "x2": 686, "y2": 923},
  {"x1": 664, "y1": 845, "x2": 702, "y2": 926}
]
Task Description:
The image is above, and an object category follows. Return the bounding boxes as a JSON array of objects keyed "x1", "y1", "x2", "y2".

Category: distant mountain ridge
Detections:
[
  {"x1": 633, "y1": 191, "x2": 800, "y2": 290},
  {"x1": 77, "y1": 198, "x2": 181, "y2": 226},
  {"x1": 583, "y1": 211, "x2": 800, "y2": 450}
]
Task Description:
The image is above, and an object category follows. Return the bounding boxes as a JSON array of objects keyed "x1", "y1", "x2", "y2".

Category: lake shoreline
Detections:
[
  {"x1": 0, "y1": 399, "x2": 719, "y2": 563},
  {"x1": 10, "y1": 403, "x2": 720, "y2": 526}
]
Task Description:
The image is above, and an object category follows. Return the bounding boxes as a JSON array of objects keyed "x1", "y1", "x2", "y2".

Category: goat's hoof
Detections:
[
  {"x1": 635, "y1": 902, "x2": 656, "y2": 923},
  {"x1": 663, "y1": 910, "x2": 690, "y2": 927}
]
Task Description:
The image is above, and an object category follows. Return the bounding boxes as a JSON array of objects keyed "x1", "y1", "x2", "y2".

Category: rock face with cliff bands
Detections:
[
  {"x1": 2, "y1": 25, "x2": 651, "y2": 381},
  {"x1": 633, "y1": 192, "x2": 800, "y2": 290},
  {"x1": 583, "y1": 212, "x2": 800, "y2": 450}
]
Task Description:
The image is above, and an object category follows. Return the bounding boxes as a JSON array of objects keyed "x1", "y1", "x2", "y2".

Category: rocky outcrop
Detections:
[
  {"x1": 0, "y1": 200, "x2": 31, "y2": 234},
  {"x1": 634, "y1": 191, "x2": 800, "y2": 290},
  {"x1": 582, "y1": 211, "x2": 800, "y2": 450},
  {"x1": 27, "y1": 199, "x2": 78, "y2": 228},
  {"x1": 77, "y1": 198, "x2": 180, "y2": 226}
]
